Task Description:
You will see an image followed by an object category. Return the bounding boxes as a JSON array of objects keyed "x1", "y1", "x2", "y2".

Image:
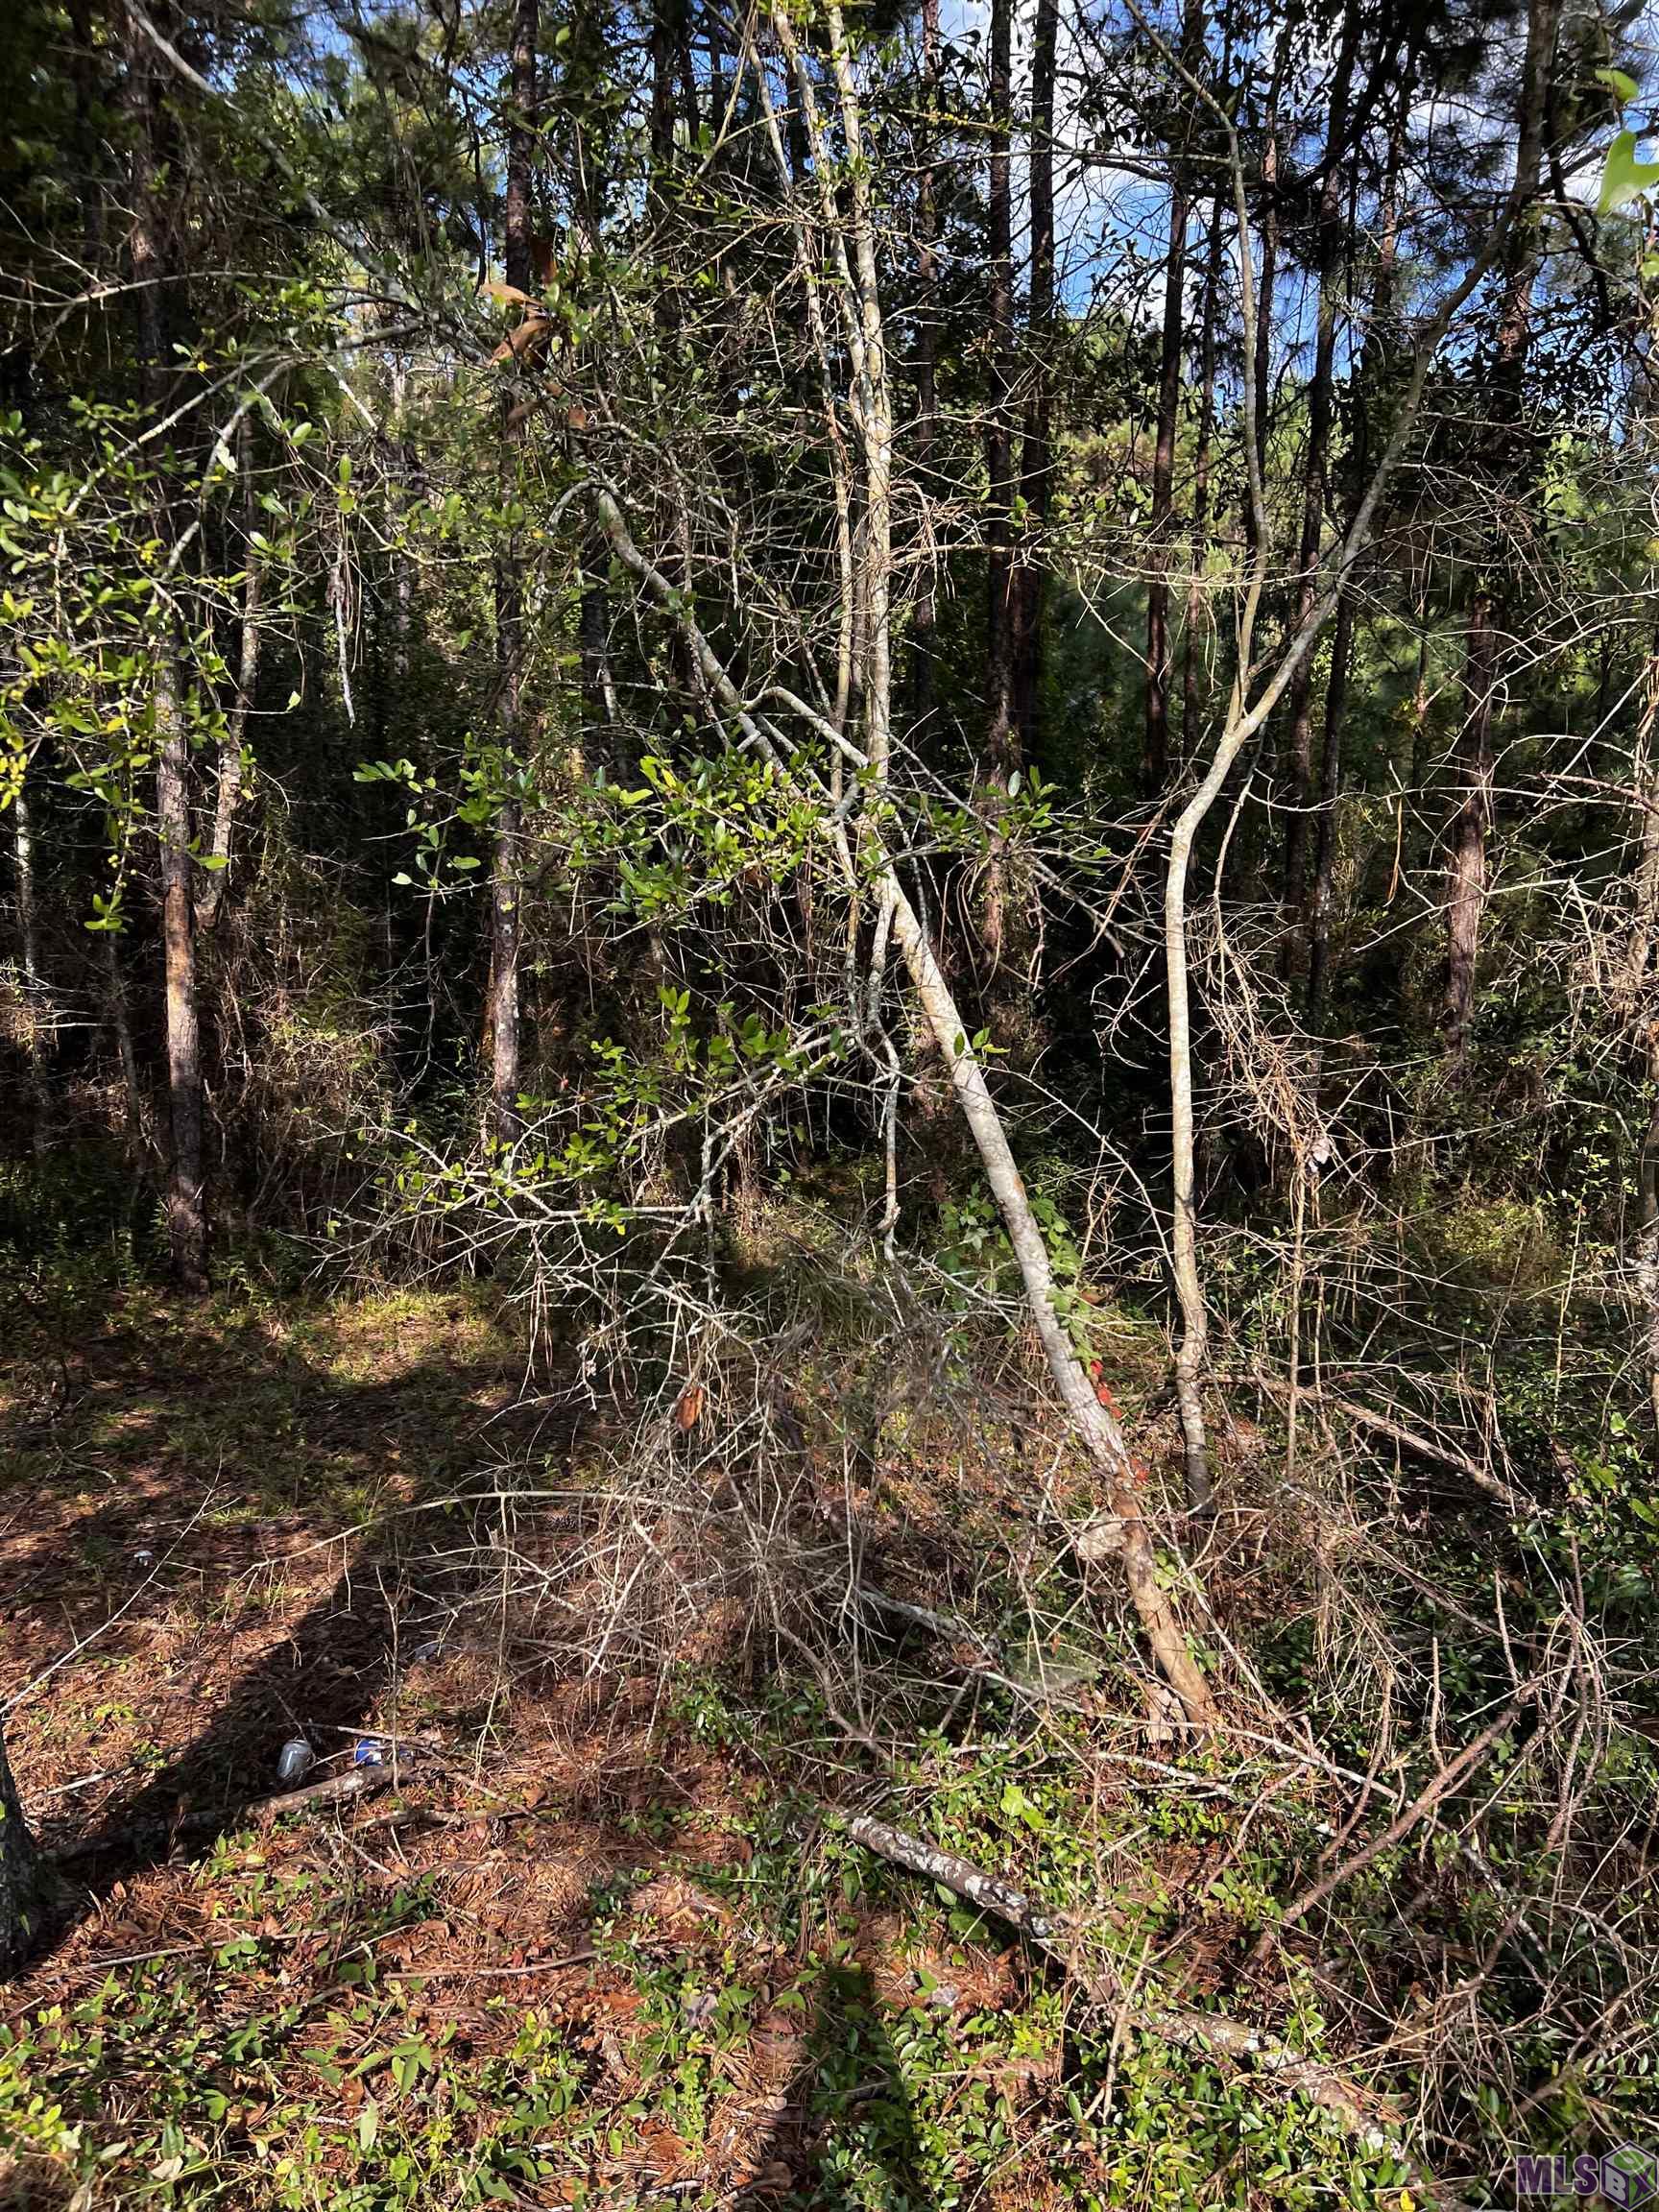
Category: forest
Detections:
[{"x1": 1, "y1": 0, "x2": 1657, "y2": 2200}]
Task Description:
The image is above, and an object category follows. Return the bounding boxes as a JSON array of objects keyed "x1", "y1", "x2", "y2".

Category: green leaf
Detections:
[
  {"x1": 1598, "y1": 65, "x2": 1640, "y2": 105},
  {"x1": 1598, "y1": 129, "x2": 1659, "y2": 213}
]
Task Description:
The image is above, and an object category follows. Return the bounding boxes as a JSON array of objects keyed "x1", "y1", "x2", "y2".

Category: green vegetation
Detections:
[{"x1": 4, "y1": 0, "x2": 1659, "y2": 2199}]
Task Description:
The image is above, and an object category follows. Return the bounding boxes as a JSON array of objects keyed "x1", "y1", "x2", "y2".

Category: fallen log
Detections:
[{"x1": 843, "y1": 1809, "x2": 1465, "y2": 2211}]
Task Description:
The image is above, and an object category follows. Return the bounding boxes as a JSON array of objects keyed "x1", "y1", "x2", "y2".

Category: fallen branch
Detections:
[
  {"x1": 1247, "y1": 1366, "x2": 1527, "y2": 1511},
  {"x1": 51, "y1": 1762, "x2": 404, "y2": 1862},
  {"x1": 844, "y1": 1809, "x2": 1465, "y2": 2210},
  {"x1": 223, "y1": 1764, "x2": 398, "y2": 1826}
]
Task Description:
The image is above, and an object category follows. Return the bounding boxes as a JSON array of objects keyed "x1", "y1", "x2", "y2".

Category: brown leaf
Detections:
[
  {"x1": 674, "y1": 1384, "x2": 705, "y2": 1432},
  {"x1": 477, "y1": 277, "x2": 540, "y2": 307},
  {"x1": 489, "y1": 316, "x2": 552, "y2": 369}
]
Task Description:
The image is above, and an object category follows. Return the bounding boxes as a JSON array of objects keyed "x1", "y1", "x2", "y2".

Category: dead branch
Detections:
[{"x1": 844, "y1": 1808, "x2": 1467, "y2": 2209}]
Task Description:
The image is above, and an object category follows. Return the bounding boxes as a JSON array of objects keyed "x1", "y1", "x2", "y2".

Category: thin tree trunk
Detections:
[
  {"x1": 1279, "y1": 17, "x2": 1358, "y2": 933},
  {"x1": 1305, "y1": 587, "x2": 1352, "y2": 1031},
  {"x1": 12, "y1": 779, "x2": 49, "y2": 1157},
  {"x1": 650, "y1": 0, "x2": 678, "y2": 172},
  {"x1": 197, "y1": 416, "x2": 260, "y2": 931},
  {"x1": 981, "y1": 0, "x2": 1017, "y2": 956},
  {"x1": 1639, "y1": 1031, "x2": 1659, "y2": 1436},
  {"x1": 910, "y1": 0, "x2": 940, "y2": 730},
  {"x1": 156, "y1": 655, "x2": 207, "y2": 1287},
  {"x1": 1179, "y1": 192, "x2": 1224, "y2": 756},
  {"x1": 1307, "y1": 116, "x2": 1405, "y2": 1029},
  {"x1": 1244, "y1": 54, "x2": 1283, "y2": 559},
  {"x1": 128, "y1": 0, "x2": 207, "y2": 1291},
  {"x1": 1142, "y1": 0, "x2": 1203, "y2": 795},
  {"x1": 1443, "y1": 0, "x2": 1560, "y2": 1058},
  {"x1": 1624, "y1": 659, "x2": 1659, "y2": 1430},
  {"x1": 489, "y1": 0, "x2": 539, "y2": 1141},
  {"x1": 104, "y1": 932, "x2": 152, "y2": 1169},
  {"x1": 1012, "y1": 0, "x2": 1058, "y2": 759}
]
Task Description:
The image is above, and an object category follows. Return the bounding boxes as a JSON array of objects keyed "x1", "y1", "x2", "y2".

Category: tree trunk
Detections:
[
  {"x1": 128, "y1": 0, "x2": 207, "y2": 1291},
  {"x1": 1304, "y1": 586, "x2": 1351, "y2": 1032},
  {"x1": 1279, "y1": 17, "x2": 1358, "y2": 934},
  {"x1": 490, "y1": 0, "x2": 539, "y2": 1141},
  {"x1": 197, "y1": 416, "x2": 260, "y2": 931},
  {"x1": 1307, "y1": 111, "x2": 1405, "y2": 1030},
  {"x1": 981, "y1": 0, "x2": 1016, "y2": 954},
  {"x1": 1179, "y1": 192, "x2": 1224, "y2": 756},
  {"x1": 156, "y1": 655, "x2": 207, "y2": 1288},
  {"x1": 1142, "y1": 0, "x2": 1203, "y2": 795},
  {"x1": 910, "y1": 0, "x2": 940, "y2": 730},
  {"x1": 1011, "y1": 0, "x2": 1058, "y2": 759},
  {"x1": 986, "y1": 0, "x2": 1013, "y2": 787},
  {"x1": 12, "y1": 778, "x2": 50, "y2": 1158},
  {"x1": 1442, "y1": 0, "x2": 1560, "y2": 1058},
  {"x1": 1244, "y1": 55, "x2": 1283, "y2": 562},
  {"x1": 1629, "y1": 660, "x2": 1659, "y2": 1431},
  {"x1": 0, "y1": 1721, "x2": 46, "y2": 1981}
]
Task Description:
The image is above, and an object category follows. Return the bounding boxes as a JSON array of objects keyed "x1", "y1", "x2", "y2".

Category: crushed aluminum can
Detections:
[
  {"x1": 276, "y1": 1738, "x2": 315, "y2": 1786},
  {"x1": 352, "y1": 1736, "x2": 387, "y2": 1767}
]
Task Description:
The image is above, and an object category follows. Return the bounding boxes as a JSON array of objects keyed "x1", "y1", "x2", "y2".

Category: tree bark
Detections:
[
  {"x1": 1179, "y1": 191, "x2": 1224, "y2": 756},
  {"x1": 490, "y1": 0, "x2": 539, "y2": 1142},
  {"x1": 1442, "y1": 0, "x2": 1560, "y2": 1058},
  {"x1": 197, "y1": 416, "x2": 260, "y2": 931},
  {"x1": 1625, "y1": 659, "x2": 1659, "y2": 1431},
  {"x1": 0, "y1": 1721, "x2": 46, "y2": 1981},
  {"x1": 12, "y1": 778, "x2": 50, "y2": 1157},
  {"x1": 1011, "y1": 0, "x2": 1058, "y2": 759},
  {"x1": 1142, "y1": 0, "x2": 1203, "y2": 796},
  {"x1": 128, "y1": 0, "x2": 207, "y2": 1291},
  {"x1": 1279, "y1": 16, "x2": 1359, "y2": 933},
  {"x1": 1307, "y1": 110, "x2": 1405, "y2": 1031},
  {"x1": 909, "y1": 0, "x2": 940, "y2": 730},
  {"x1": 1304, "y1": 587, "x2": 1351, "y2": 1030},
  {"x1": 1243, "y1": 50, "x2": 1284, "y2": 562},
  {"x1": 981, "y1": 0, "x2": 1017, "y2": 957}
]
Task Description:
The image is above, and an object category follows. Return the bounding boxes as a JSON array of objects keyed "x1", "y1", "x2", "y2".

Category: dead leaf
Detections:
[
  {"x1": 675, "y1": 1384, "x2": 705, "y2": 1432},
  {"x1": 477, "y1": 277, "x2": 540, "y2": 307}
]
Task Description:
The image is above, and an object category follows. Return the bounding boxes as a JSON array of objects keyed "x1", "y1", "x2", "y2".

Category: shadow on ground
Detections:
[{"x1": 0, "y1": 1279, "x2": 578, "y2": 1958}]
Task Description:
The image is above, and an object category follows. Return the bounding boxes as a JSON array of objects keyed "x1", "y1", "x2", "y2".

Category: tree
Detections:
[
  {"x1": 1443, "y1": 0, "x2": 1563, "y2": 1057},
  {"x1": 0, "y1": 1724, "x2": 45, "y2": 1981},
  {"x1": 126, "y1": 0, "x2": 207, "y2": 1294},
  {"x1": 1142, "y1": 0, "x2": 1203, "y2": 795},
  {"x1": 487, "y1": 0, "x2": 541, "y2": 1142}
]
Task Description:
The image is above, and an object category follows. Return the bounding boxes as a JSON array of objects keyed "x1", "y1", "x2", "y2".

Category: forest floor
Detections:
[{"x1": 0, "y1": 1276, "x2": 1456, "y2": 2210}]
